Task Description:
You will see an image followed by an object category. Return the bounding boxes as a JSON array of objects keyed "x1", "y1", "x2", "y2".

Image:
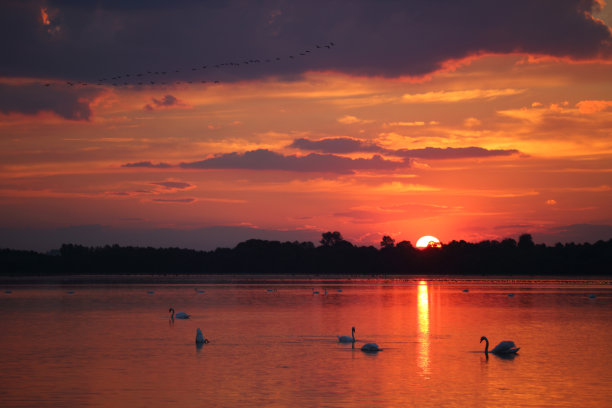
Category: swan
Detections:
[
  {"x1": 361, "y1": 343, "x2": 382, "y2": 352},
  {"x1": 480, "y1": 336, "x2": 519, "y2": 355},
  {"x1": 312, "y1": 288, "x2": 319, "y2": 295},
  {"x1": 338, "y1": 327, "x2": 356, "y2": 343},
  {"x1": 169, "y1": 308, "x2": 190, "y2": 319},
  {"x1": 195, "y1": 328, "x2": 209, "y2": 344}
]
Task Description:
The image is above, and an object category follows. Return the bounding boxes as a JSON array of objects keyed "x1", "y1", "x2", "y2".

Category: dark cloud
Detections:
[
  {"x1": 0, "y1": 82, "x2": 103, "y2": 120},
  {"x1": 395, "y1": 147, "x2": 519, "y2": 159},
  {"x1": 122, "y1": 161, "x2": 172, "y2": 168},
  {"x1": 290, "y1": 137, "x2": 519, "y2": 159},
  {"x1": 1, "y1": 1, "x2": 610, "y2": 83},
  {"x1": 151, "y1": 198, "x2": 195, "y2": 203},
  {"x1": 533, "y1": 224, "x2": 612, "y2": 245},
  {"x1": 151, "y1": 181, "x2": 192, "y2": 189},
  {"x1": 144, "y1": 94, "x2": 182, "y2": 111},
  {"x1": 180, "y1": 149, "x2": 407, "y2": 174},
  {"x1": 289, "y1": 137, "x2": 383, "y2": 154}
]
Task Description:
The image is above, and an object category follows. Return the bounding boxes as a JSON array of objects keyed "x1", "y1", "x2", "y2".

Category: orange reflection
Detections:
[{"x1": 417, "y1": 280, "x2": 430, "y2": 377}]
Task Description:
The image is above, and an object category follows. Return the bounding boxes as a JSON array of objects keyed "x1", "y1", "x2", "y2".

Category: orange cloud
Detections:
[
  {"x1": 40, "y1": 8, "x2": 50, "y2": 25},
  {"x1": 402, "y1": 88, "x2": 524, "y2": 103},
  {"x1": 576, "y1": 100, "x2": 612, "y2": 114}
]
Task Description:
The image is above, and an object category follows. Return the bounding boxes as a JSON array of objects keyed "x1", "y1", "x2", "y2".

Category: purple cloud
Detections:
[
  {"x1": 151, "y1": 198, "x2": 195, "y2": 203},
  {"x1": 290, "y1": 137, "x2": 519, "y2": 159},
  {"x1": 144, "y1": 94, "x2": 183, "y2": 111},
  {"x1": 0, "y1": 83, "x2": 103, "y2": 121},
  {"x1": 151, "y1": 181, "x2": 192, "y2": 189},
  {"x1": 1, "y1": 1, "x2": 609, "y2": 83},
  {"x1": 395, "y1": 147, "x2": 519, "y2": 159},
  {"x1": 122, "y1": 161, "x2": 172, "y2": 168},
  {"x1": 289, "y1": 137, "x2": 383, "y2": 154},
  {"x1": 180, "y1": 149, "x2": 407, "y2": 174}
]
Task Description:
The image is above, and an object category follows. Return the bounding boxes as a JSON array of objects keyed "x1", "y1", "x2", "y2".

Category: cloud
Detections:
[
  {"x1": 151, "y1": 198, "x2": 196, "y2": 203},
  {"x1": 290, "y1": 137, "x2": 519, "y2": 159},
  {"x1": 1, "y1": 1, "x2": 610, "y2": 83},
  {"x1": 576, "y1": 100, "x2": 612, "y2": 114},
  {"x1": 533, "y1": 224, "x2": 612, "y2": 245},
  {"x1": 337, "y1": 115, "x2": 373, "y2": 124},
  {"x1": 122, "y1": 161, "x2": 172, "y2": 168},
  {"x1": 180, "y1": 149, "x2": 407, "y2": 174},
  {"x1": 143, "y1": 94, "x2": 187, "y2": 111},
  {"x1": 0, "y1": 83, "x2": 103, "y2": 121},
  {"x1": 288, "y1": 137, "x2": 383, "y2": 154},
  {"x1": 394, "y1": 147, "x2": 520, "y2": 159},
  {"x1": 402, "y1": 89, "x2": 525, "y2": 103},
  {"x1": 151, "y1": 181, "x2": 192, "y2": 190}
]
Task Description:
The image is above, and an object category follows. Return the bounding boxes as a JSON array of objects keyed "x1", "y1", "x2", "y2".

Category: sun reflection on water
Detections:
[{"x1": 417, "y1": 280, "x2": 430, "y2": 377}]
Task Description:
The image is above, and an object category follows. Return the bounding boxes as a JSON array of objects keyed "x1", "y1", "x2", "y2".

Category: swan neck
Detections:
[{"x1": 484, "y1": 338, "x2": 489, "y2": 354}]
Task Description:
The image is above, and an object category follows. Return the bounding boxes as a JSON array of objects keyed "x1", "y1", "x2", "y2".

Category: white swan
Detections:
[
  {"x1": 195, "y1": 328, "x2": 209, "y2": 344},
  {"x1": 169, "y1": 308, "x2": 190, "y2": 319},
  {"x1": 480, "y1": 336, "x2": 520, "y2": 355},
  {"x1": 361, "y1": 343, "x2": 382, "y2": 352},
  {"x1": 338, "y1": 327, "x2": 356, "y2": 343}
]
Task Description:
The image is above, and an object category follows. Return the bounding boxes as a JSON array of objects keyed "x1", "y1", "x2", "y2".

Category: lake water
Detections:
[{"x1": 1, "y1": 277, "x2": 611, "y2": 407}]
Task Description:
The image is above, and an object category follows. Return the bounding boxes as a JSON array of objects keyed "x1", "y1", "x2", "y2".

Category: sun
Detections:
[{"x1": 416, "y1": 235, "x2": 442, "y2": 248}]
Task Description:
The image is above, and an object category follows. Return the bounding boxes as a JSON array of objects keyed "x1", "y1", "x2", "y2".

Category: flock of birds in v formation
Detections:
[{"x1": 43, "y1": 42, "x2": 336, "y2": 88}]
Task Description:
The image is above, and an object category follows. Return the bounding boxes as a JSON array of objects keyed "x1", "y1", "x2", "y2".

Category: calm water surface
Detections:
[{"x1": 1, "y1": 277, "x2": 611, "y2": 407}]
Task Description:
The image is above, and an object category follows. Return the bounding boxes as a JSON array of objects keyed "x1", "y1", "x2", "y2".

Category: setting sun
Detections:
[{"x1": 416, "y1": 236, "x2": 442, "y2": 248}]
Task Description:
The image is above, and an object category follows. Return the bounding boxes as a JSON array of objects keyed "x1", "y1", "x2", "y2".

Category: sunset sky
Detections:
[{"x1": 1, "y1": 0, "x2": 611, "y2": 251}]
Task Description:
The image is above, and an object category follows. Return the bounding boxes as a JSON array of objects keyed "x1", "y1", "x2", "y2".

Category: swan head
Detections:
[
  {"x1": 169, "y1": 308, "x2": 174, "y2": 314},
  {"x1": 480, "y1": 336, "x2": 487, "y2": 343}
]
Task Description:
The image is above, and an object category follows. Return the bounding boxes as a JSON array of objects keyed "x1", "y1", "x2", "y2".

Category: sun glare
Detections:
[{"x1": 416, "y1": 235, "x2": 442, "y2": 248}]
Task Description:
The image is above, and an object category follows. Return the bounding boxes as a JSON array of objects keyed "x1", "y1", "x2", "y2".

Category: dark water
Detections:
[{"x1": 1, "y1": 278, "x2": 610, "y2": 407}]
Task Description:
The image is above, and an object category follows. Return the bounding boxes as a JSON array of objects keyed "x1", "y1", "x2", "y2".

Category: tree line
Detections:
[{"x1": 1, "y1": 232, "x2": 610, "y2": 276}]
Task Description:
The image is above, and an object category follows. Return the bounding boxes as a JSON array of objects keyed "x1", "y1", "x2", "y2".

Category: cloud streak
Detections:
[
  {"x1": 289, "y1": 137, "x2": 519, "y2": 159},
  {"x1": 180, "y1": 149, "x2": 407, "y2": 174}
]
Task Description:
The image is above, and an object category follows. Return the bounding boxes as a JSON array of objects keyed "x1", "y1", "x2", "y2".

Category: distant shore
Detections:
[{"x1": 1, "y1": 274, "x2": 610, "y2": 285}]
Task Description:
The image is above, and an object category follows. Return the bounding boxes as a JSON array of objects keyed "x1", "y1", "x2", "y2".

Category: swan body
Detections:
[
  {"x1": 361, "y1": 343, "x2": 382, "y2": 352},
  {"x1": 195, "y1": 328, "x2": 209, "y2": 344},
  {"x1": 338, "y1": 327, "x2": 356, "y2": 343},
  {"x1": 480, "y1": 336, "x2": 519, "y2": 355},
  {"x1": 169, "y1": 308, "x2": 190, "y2": 319}
]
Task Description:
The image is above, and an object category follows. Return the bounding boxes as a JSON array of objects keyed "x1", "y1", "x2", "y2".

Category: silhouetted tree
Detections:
[
  {"x1": 518, "y1": 233, "x2": 535, "y2": 249},
  {"x1": 320, "y1": 231, "x2": 344, "y2": 247},
  {"x1": 396, "y1": 240, "x2": 413, "y2": 250},
  {"x1": 380, "y1": 235, "x2": 395, "y2": 248}
]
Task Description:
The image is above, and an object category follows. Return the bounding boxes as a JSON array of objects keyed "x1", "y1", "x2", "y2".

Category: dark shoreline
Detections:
[
  {"x1": 3, "y1": 234, "x2": 611, "y2": 279},
  {"x1": 1, "y1": 274, "x2": 611, "y2": 285}
]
